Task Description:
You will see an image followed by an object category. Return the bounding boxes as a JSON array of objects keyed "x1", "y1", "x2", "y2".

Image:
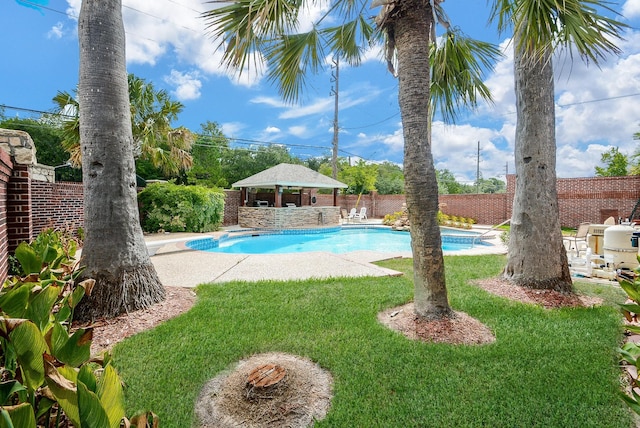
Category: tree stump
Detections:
[{"x1": 245, "y1": 363, "x2": 287, "y2": 400}]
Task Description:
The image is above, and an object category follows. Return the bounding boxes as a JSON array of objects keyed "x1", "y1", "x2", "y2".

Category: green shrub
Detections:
[
  {"x1": 138, "y1": 182, "x2": 225, "y2": 233},
  {"x1": 0, "y1": 230, "x2": 156, "y2": 427}
]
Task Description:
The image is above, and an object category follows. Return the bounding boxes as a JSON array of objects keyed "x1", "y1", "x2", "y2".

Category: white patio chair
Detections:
[
  {"x1": 354, "y1": 207, "x2": 367, "y2": 221},
  {"x1": 346, "y1": 208, "x2": 357, "y2": 223}
]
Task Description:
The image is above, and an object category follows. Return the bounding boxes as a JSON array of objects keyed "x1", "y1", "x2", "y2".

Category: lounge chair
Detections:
[
  {"x1": 354, "y1": 207, "x2": 367, "y2": 221},
  {"x1": 346, "y1": 208, "x2": 357, "y2": 223},
  {"x1": 563, "y1": 222, "x2": 590, "y2": 257}
]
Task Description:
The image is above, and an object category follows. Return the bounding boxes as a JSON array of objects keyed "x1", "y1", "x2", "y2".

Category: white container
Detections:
[{"x1": 603, "y1": 225, "x2": 639, "y2": 269}]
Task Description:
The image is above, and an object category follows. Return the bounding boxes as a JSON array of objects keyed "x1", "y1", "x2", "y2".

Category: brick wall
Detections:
[
  {"x1": 31, "y1": 181, "x2": 84, "y2": 234},
  {"x1": 7, "y1": 164, "x2": 33, "y2": 251},
  {"x1": 0, "y1": 150, "x2": 12, "y2": 280}
]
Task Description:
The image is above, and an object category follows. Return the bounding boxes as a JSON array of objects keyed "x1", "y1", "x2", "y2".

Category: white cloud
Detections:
[
  {"x1": 47, "y1": 22, "x2": 64, "y2": 39},
  {"x1": 165, "y1": 70, "x2": 202, "y2": 101},
  {"x1": 221, "y1": 122, "x2": 245, "y2": 137},
  {"x1": 265, "y1": 126, "x2": 281, "y2": 134},
  {"x1": 623, "y1": 0, "x2": 640, "y2": 19},
  {"x1": 288, "y1": 126, "x2": 308, "y2": 137}
]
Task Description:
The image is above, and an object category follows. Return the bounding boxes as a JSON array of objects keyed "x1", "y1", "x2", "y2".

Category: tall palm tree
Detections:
[
  {"x1": 76, "y1": 0, "x2": 165, "y2": 320},
  {"x1": 53, "y1": 74, "x2": 194, "y2": 177},
  {"x1": 203, "y1": 0, "x2": 499, "y2": 319},
  {"x1": 490, "y1": 0, "x2": 626, "y2": 291}
]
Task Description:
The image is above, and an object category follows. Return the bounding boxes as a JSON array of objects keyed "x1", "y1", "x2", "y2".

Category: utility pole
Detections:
[
  {"x1": 476, "y1": 141, "x2": 481, "y2": 194},
  {"x1": 330, "y1": 57, "x2": 339, "y2": 179}
]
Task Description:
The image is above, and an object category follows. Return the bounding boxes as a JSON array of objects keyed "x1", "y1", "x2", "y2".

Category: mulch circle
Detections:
[{"x1": 196, "y1": 352, "x2": 333, "y2": 428}]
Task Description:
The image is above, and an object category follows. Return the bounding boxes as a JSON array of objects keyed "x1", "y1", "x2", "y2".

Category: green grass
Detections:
[{"x1": 112, "y1": 255, "x2": 633, "y2": 427}]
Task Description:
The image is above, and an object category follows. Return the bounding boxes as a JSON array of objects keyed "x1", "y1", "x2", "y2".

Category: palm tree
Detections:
[
  {"x1": 203, "y1": 0, "x2": 499, "y2": 319},
  {"x1": 75, "y1": 0, "x2": 165, "y2": 320},
  {"x1": 490, "y1": 0, "x2": 626, "y2": 291},
  {"x1": 53, "y1": 74, "x2": 194, "y2": 178}
]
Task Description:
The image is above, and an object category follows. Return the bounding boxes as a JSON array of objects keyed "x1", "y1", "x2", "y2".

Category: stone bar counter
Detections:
[{"x1": 238, "y1": 206, "x2": 341, "y2": 229}]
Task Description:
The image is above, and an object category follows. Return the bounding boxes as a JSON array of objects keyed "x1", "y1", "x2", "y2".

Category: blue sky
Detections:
[{"x1": 1, "y1": 0, "x2": 640, "y2": 184}]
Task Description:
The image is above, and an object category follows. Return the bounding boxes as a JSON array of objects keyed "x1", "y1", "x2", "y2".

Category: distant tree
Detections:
[
  {"x1": 53, "y1": 73, "x2": 194, "y2": 177},
  {"x1": 477, "y1": 177, "x2": 506, "y2": 193},
  {"x1": 304, "y1": 155, "x2": 331, "y2": 172},
  {"x1": 0, "y1": 117, "x2": 82, "y2": 182},
  {"x1": 185, "y1": 121, "x2": 230, "y2": 187},
  {"x1": 436, "y1": 169, "x2": 466, "y2": 194},
  {"x1": 253, "y1": 144, "x2": 300, "y2": 171},
  {"x1": 221, "y1": 144, "x2": 298, "y2": 185},
  {"x1": 338, "y1": 160, "x2": 378, "y2": 195},
  {"x1": 375, "y1": 161, "x2": 404, "y2": 194},
  {"x1": 595, "y1": 147, "x2": 628, "y2": 176}
]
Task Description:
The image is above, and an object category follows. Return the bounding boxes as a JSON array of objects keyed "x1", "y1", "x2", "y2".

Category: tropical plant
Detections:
[
  {"x1": 0, "y1": 229, "x2": 157, "y2": 427},
  {"x1": 74, "y1": 0, "x2": 165, "y2": 321},
  {"x1": 53, "y1": 74, "x2": 194, "y2": 178},
  {"x1": 491, "y1": 0, "x2": 627, "y2": 291},
  {"x1": 617, "y1": 257, "x2": 640, "y2": 414},
  {"x1": 203, "y1": 0, "x2": 499, "y2": 320}
]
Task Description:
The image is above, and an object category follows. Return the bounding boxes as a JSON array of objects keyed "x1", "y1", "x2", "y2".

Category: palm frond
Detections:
[
  {"x1": 263, "y1": 29, "x2": 324, "y2": 103},
  {"x1": 321, "y1": 16, "x2": 374, "y2": 66},
  {"x1": 202, "y1": 0, "x2": 302, "y2": 71},
  {"x1": 430, "y1": 30, "x2": 502, "y2": 124},
  {"x1": 487, "y1": 0, "x2": 515, "y2": 34},
  {"x1": 510, "y1": 0, "x2": 627, "y2": 64}
]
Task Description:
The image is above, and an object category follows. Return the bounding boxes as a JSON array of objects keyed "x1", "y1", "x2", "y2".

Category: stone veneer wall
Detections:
[{"x1": 238, "y1": 206, "x2": 341, "y2": 229}]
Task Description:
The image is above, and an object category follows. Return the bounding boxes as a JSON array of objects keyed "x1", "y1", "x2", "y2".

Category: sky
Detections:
[{"x1": 1, "y1": 0, "x2": 640, "y2": 185}]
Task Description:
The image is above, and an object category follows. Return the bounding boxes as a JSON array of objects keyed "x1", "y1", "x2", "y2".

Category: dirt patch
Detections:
[
  {"x1": 473, "y1": 277, "x2": 603, "y2": 309},
  {"x1": 195, "y1": 353, "x2": 333, "y2": 428},
  {"x1": 378, "y1": 304, "x2": 496, "y2": 345}
]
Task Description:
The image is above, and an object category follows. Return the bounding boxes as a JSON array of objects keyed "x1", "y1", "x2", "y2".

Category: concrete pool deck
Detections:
[{"x1": 147, "y1": 224, "x2": 508, "y2": 288}]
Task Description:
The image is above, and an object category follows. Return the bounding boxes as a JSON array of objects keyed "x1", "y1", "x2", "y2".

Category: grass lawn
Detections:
[{"x1": 112, "y1": 255, "x2": 634, "y2": 427}]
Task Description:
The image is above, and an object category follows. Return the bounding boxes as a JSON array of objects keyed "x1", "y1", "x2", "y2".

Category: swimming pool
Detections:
[{"x1": 186, "y1": 227, "x2": 491, "y2": 255}]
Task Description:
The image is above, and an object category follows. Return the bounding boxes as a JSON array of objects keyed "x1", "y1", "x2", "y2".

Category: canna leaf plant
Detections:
[
  {"x1": 0, "y1": 229, "x2": 155, "y2": 427},
  {"x1": 617, "y1": 255, "x2": 640, "y2": 415}
]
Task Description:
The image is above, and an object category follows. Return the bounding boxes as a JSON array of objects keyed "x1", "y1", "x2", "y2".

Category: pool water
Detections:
[{"x1": 187, "y1": 227, "x2": 489, "y2": 255}]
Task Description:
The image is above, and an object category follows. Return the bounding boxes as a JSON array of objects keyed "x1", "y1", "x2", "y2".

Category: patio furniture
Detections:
[
  {"x1": 355, "y1": 207, "x2": 367, "y2": 221},
  {"x1": 564, "y1": 222, "x2": 590, "y2": 257},
  {"x1": 346, "y1": 208, "x2": 357, "y2": 223}
]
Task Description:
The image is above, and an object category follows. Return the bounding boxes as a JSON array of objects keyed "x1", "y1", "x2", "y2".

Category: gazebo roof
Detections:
[{"x1": 232, "y1": 163, "x2": 348, "y2": 189}]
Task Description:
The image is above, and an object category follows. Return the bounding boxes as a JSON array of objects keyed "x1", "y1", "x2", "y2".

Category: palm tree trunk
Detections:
[
  {"x1": 503, "y1": 29, "x2": 572, "y2": 292},
  {"x1": 76, "y1": 0, "x2": 165, "y2": 320},
  {"x1": 394, "y1": 0, "x2": 452, "y2": 319}
]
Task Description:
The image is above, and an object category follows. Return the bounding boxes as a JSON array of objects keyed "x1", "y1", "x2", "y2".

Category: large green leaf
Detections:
[
  {"x1": 0, "y1": 408, "x2": 13, "y2": 428},
  {"x1": 26, "y1": 285, "x2": 60, "y2": 332},
  {"x1": 49, "y1": 323, "x2": 92, "y2": 367},
  {"x1": 620, "y1": 280, "x2": 640, "y2": 303},
  {"x1": 77, "y1": 380, "x2": 111, "y2": 428},
  {"x1": 97, "y1": 365, "x2": 125, "y2": 428},
  {"x1": 9, "y1": 321, "x2": 47, "y2": 391},
  {"x1": 621, "y1": 303, "x2": 640, "y2": 316},
  {"x1": 0, "y1": 284, "x2": 30, "y2": 318},
  {"x1": 0, "y1": 381, "x2": 26, "y2": 406},
  {"x1": 2, "y1": 403, "x2": 35, "y2": 428},
  {"x1": 44, "y1": 361, "x2": 80, "y2": 427},
  {"x1": 14, "y1": 243, "x2": 42, "y2": 276}
]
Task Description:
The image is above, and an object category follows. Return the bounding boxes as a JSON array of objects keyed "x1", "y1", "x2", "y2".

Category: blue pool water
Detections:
[{"x1": 187, "y1": 227, "x2": 490, "y2": 255}]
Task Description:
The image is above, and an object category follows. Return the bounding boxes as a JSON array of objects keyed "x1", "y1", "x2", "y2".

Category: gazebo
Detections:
[{"x1": 232, "y1": 163, "x2": 348, "y2": 229}]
